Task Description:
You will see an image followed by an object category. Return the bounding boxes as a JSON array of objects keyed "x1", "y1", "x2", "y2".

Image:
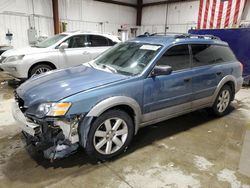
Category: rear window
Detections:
[{"x1": 191, "y1": 44, "x2": 237, "y2": 67}]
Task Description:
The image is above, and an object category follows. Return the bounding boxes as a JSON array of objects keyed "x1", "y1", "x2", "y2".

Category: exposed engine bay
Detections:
[{"x1": 22, "y1": 117, "x2": 80, "y2": 160}]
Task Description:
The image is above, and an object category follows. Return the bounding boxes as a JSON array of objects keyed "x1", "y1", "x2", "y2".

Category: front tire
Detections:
[
  {"x1": 85, "y1": 110, "x2": 134, "y2": 160},
  {"x1": 29, "y1": 64, "x2": 53, "y2": 78},
  {"x1": 212, "y1": 85, "x2": 233, "y2": 116}
]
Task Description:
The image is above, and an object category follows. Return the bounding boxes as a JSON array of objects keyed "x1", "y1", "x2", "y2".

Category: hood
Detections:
[
  {"x1": 2, "y1": 47, "x2": 50, "y2": 57},
  {"x1": 16, "y1": 65, "x2": 128, "y2": 107}
]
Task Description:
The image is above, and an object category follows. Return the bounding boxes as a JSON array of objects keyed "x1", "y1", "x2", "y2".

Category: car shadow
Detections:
[
  {"x1": 113, "y1": 108, "x2": 228, "y2": 161},
  {"x1": 7, "y1": 79, "x2": 23, "y2": 88},
  {"x1": 29, "y1": 107, "x2": 235, "y2": 166}
]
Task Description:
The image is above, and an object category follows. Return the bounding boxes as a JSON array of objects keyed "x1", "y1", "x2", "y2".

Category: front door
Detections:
[
  {"x1": 143, "y1": 44, "x2": 193, "y2": 121},
  {"x1": 59, "y1": 35, "x2": 92, "y2": 68}
]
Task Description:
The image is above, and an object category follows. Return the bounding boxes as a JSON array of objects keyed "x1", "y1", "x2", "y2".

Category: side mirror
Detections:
[
  {"x1": 151, "y1": 65, "x2": 173, "y2": 77},
  {"x1": 59, "y1": 42, "x2": 68, "y2": 51}
]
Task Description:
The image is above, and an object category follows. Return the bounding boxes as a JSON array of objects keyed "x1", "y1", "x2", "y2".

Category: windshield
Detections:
[
  {"x1": 93, "y1": 42, "x2": 162, "y2": 76},
  {"x1": 35, "y1": 34, "x2": 67, "y2": 48}
]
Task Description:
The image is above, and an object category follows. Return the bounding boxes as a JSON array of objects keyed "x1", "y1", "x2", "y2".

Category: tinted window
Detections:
[
  {"x1": 107, "y1": 38, "x2": 116, "y2": 46},
  {"x1": 65, "y1": 35, "x2": 87, "y2": 48},
  {"x1": 213, "y1": 45, "x2": 237, "y2": 62},
  {"x1": 157, "y1": 44, "x2": 190, "y2": 71},
  {"x1": 89, "y1": 35, "x2": 109, "y2": 46},
  {"x1": 191, "y1": 44, "x2": 237, "y2": 67}
]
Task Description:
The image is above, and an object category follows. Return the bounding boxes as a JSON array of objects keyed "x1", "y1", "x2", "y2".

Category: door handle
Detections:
[
  {"x1": 216, "y1": 72, "x2": 222, "y2": 76},
  {"x1": 183, "y1": 77, "x2": 192, "y2": 82},
  {"x1": 83, "y1": 51, "x2": 90, "y2": 55}
]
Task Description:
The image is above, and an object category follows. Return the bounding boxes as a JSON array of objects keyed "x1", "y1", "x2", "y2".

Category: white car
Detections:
[{"x1": 0, "y1": 32, "x2": 120, "y2": 79}]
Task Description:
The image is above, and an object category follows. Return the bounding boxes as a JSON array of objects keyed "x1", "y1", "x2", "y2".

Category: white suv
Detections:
[{"x1": 0, "y1": 32, "x2": 120, "y2": 79}]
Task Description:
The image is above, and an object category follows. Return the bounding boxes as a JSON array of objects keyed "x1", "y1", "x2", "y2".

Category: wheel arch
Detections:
[
  {"x1": 28, "y1": 61, "x2": 57, "y2": 78},
  {"x1": 213, "y1": 75, "x2": 237, "y2": 102},
  {"x1": 224, "y1": 80, "x2": 235, "y2": 100},
  {"x1": 86, "y1": 96, "x2": 142, "y2": 135}
]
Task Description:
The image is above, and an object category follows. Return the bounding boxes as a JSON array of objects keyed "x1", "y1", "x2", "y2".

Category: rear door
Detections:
[
  {"x1": 190, "y1": 44, "x2": 222, "y2": 105},
  {"x1": 143, "y1": 44, "x2": 193, "y2": 121},
  {"x1": 85, "y1": 35, "x2": 115, "y2": 59},
  {"x1": 59, "y1": 35, "x2": 91, "y2": 67}
]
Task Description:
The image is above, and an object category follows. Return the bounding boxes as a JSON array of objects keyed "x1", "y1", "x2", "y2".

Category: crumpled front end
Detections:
[{"x1": 12, "y1": 93, "x2": 82, "y2": 160}]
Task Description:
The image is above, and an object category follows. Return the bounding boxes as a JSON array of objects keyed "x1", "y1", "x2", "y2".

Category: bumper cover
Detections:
[
  {"x1": 236, "y1": 77, "x2": 244, "y2": 93},
  {"x1": 0, "y1": 61, "x2": 27, "y2": 78},
  {"x1": 12, "y1": 102, "x2": 40, "y2": 136}
]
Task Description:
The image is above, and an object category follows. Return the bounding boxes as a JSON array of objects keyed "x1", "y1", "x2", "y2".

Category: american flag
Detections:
[{"x1": 197, "y1": 0, "x2": 246, "y2": 29}]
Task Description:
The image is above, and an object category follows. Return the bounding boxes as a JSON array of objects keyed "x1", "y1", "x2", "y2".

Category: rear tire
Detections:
[
  {"x1": 29, "y1": 64, "x2": 53, "y2": 78},
  {"x1": 212, "y1": 85, "x2": 233, "y2": 116},
  {"x1": 85, "y1": 110, "x2": 134, "y2": 161}
]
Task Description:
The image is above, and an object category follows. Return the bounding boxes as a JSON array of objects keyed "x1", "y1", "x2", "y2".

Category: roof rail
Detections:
[
  {"x1": 175, "y1": 34, "x2": 221, "y2": 40},
  {"x1": 137, "y1": 32, "x2": 151, "y2": 37},
  {"x1": 136, "y1": 32, "x2": 220, "y2": 40},
  {"x1": 136, "y1": 32, "x2": 185, "y2": 38},
  {"x1": 151, "y1": 32, "x2": 185, "y2": 36}
]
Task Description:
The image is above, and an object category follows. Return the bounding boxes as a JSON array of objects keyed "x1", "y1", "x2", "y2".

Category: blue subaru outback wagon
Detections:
[{"x1": 13, "y1": 34, "x2": 243, "y2": 160}]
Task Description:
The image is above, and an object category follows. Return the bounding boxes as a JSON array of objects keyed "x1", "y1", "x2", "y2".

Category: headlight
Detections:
[
  {"x1": 4, "y1": 55, "x2": 25, "y2": 63},
  {"x1": 37, "y1": 102, "x2": 71, "y2": 117}
]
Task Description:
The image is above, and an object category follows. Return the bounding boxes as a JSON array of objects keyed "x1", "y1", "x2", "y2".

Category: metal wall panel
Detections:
[
  {"x1": 141, "y1": 0, "x2": 199, "y2": 34},
  {"x1": 0, "y1": 0, "x2": 53, "y2": 48},
  {"x1": 59, "y1": 0, "x2": 137, "y2": 34},
  {"x1": 0, "y1": 13, "x2": 29, "y2": 48},
  {"x1": 0, "y1": 0, "x2": 136, "y2": 47}
]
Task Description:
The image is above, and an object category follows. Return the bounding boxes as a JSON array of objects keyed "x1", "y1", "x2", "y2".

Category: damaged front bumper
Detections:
[{"x1": 12, "y1": 101, "x2": 83, "y2": 160}]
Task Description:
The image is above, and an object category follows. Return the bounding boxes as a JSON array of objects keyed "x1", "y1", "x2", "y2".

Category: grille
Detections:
[
  {"x1": 0, "y1": 56, "x2": 6, "y2": 64},
  {"x1": 14, "y1": 92, "x2": 27, "y2": 113}
]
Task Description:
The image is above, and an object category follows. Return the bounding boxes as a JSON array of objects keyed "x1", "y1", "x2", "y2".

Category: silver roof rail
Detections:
[{"x1": 175, "y1": 34, "x2": 221, "y2": 40}]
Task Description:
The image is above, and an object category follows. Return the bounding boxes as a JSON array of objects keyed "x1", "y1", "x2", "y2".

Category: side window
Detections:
[
  {"x1": 157, "y1": 44, "x2": 190, "y2": 71},
  {"x1": 191, "y1": 44, "x2": 237, "y2": 67},
  {"x1": 65, "y1": 35, "x2": 87, "y2": 48},
  {"x1": 212, "y1": 45, "x2": 237, "y2": 63},
  {"x1": 191, "y1": 44, "x2": 214, "y2": 67},
  {"x1": 88, "y1": 35, "x2": 109, "y2": 47}
]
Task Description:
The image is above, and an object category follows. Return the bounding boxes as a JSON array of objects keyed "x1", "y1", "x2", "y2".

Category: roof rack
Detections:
[
  {"x1": 151, "y1": 32, "x2": 185, "y2": 36},
  {"x1": 136, "y1": 32, "x2": 220, "y2": 40},
  {"x1": 137, "y1": 32, "x2": 185, "y2": 37},
  {"x1": 175, "y1": 34, "x2": 221, "y2": 40}
]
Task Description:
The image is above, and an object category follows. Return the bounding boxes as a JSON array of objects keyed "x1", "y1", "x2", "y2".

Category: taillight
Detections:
[{"x1": 240, "y1": 62, "x2": 243, "y2": 73}]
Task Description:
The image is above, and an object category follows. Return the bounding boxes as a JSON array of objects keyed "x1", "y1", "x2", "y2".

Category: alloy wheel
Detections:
[
  {"x1": 217, "y1": 89, "x2": 230, "y2": 113},
  {"x1": 93, "y1": 118, "x2": 128, "y2": 155},
  {"x1": 32, "y1": 67, "x2": 51, "y2": 77}
]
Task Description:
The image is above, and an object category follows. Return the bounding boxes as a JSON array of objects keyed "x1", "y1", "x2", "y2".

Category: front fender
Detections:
[
  {"x1": 79, "y1": 96, "x2": 142, "y2": 148},
  {"x1": 87, "y1": 96, "x2": 142, "y2": 134}
]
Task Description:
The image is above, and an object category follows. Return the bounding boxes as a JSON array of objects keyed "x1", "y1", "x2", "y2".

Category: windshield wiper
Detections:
[
  {"x1": 100, "y1": 64, "x2": 117, "y2": 73},
  {"x1": 89, "y1": 61, "x2": 117, "y2": 73}
]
